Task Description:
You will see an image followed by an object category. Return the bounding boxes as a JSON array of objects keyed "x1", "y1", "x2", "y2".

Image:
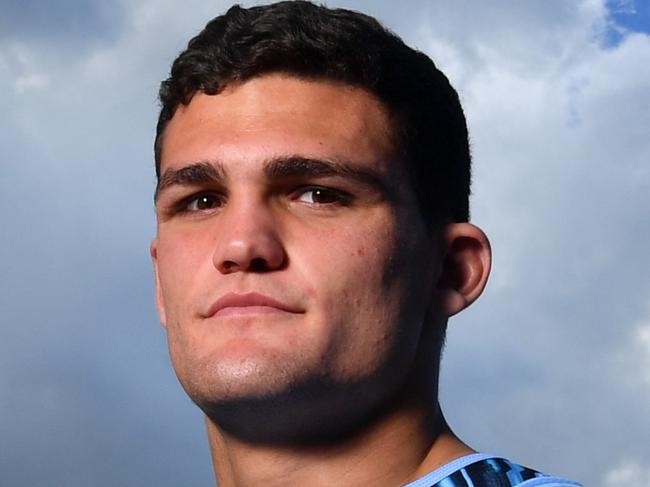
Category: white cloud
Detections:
[
  {"x1": 14, "y1": 72, "x2": 50, "y2": 93},
  {"x1": 608, "y1": 0, "x2": 636, "y2": 15},
  {"x1": 604, "y1": 459, "x2": 650, "y2": 487},
  {"x1": 639, "y1": 322, "x2": 650, "y2": 384},
  {"x1": 615, "y1": 310, "x2": 650, "y2": 387}
]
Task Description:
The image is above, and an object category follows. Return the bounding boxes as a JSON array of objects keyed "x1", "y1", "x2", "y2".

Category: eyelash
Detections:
[{"x1": 292, "y1": 186, "x2": 353, "y2": 206}]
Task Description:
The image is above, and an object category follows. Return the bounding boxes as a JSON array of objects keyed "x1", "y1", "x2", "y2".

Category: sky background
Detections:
[{"x1": 1, "y1": 0, "x2": 649, "y2": 486}]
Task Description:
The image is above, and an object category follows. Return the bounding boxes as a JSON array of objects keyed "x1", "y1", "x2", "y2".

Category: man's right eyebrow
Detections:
[{"x1": 155, "y1": 161, "x2": 225, "y2": 201}]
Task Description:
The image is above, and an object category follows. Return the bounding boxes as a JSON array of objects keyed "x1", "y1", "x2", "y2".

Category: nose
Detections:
[{"x1": 212, "y1": 199, "x2": 287, "y2": 274}]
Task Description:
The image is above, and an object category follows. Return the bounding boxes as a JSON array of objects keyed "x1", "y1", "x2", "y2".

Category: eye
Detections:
[
  {"x1": 295, "y1": 187, "x2": 351, "y2": 205},
  {"x1": 182, "y1": 193, "x2": 224, "y2": 212}
]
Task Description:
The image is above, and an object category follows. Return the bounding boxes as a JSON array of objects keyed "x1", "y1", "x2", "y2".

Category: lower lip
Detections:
[{"x1": 213, "y1": 305, "x2": 294, "y2": 318}]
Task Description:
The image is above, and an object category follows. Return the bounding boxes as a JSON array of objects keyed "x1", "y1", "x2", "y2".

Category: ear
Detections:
[
  {"x1": 434, "y1": 223, "x2": 491, "y2": 318},
  {"x1": 150, "y1": 238, "x2": 168, "y2": 327}
]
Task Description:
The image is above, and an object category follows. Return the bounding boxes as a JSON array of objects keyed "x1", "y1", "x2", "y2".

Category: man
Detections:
[{"x1": 150, "y1": 2, "x2": 582, "y2": 486}]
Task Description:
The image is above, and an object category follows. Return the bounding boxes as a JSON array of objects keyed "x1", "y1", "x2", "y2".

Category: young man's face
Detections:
[{"x1": 151, "y1": 74, "x2": 441, "y2": 437}]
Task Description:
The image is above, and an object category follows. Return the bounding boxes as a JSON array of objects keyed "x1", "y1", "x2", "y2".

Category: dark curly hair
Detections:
[{"x1": 155, "y1": 1, "x2": 471, "y2": 224}]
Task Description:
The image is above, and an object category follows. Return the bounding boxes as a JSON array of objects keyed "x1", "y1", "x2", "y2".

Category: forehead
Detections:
[{"x1": 159, "y1": 74, "x2": 400, "y2": 176}]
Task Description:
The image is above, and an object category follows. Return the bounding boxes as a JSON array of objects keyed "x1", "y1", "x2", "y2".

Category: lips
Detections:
[{"x1": 205, "y1": 292, "x2": 303, "y2": 318}]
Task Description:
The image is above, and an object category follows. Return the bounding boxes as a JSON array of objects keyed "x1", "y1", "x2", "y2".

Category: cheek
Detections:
[
  {"x1": 291, "y1": 222, "x2": 390, "y2": 290},
  {"x1": 156, "y1": 230, "x2": 214, "y2": 315},
  {"x1": 290, "y1": 221, "x2": 408, "y2": 357}
]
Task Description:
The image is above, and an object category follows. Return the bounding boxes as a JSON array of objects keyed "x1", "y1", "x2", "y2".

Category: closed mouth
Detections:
[{"x1": 205, "y1": 292, "x2": 303, "y2": 318}]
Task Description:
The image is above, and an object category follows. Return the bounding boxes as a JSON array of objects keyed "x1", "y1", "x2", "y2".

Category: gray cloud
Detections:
[{"x1": 0, "y1": 0, "x2": 125, "y2": 46}]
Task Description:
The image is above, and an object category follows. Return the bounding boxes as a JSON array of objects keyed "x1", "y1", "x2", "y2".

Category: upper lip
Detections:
[{"x1": 205, "y1": 292, "x2": 303, "y2": 318}]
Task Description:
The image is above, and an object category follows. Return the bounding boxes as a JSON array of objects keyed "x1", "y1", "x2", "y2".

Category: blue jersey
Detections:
[{"x1": 404, "y1": 453, "x2": 582, "y2": 487}]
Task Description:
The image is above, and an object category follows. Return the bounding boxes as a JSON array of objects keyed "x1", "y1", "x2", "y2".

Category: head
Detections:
[
  {"x1": 151, "y1": 1, "x2": 490, "y2": 443},
  {"x1": 155, "y1": 0, "x2": 471, "y2": 227}
]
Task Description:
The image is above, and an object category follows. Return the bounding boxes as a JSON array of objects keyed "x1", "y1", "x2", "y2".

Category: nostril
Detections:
[
  {"x1": 213, "y1": 229, "x2": 287, "y2": 274},
  {"x1": 220, "y1": 260, "x2": 236, "y2": 273},
  {"x1": 249, "y1": 257, "x2": 268, "y2": 272}
]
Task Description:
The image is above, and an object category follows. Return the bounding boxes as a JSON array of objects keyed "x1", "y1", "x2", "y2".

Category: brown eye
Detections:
[
  {"x1": 185, "y1": 193, "x2": 222, "y2": 211},
  {"x1": 297, "y1": 187, "x2": 349, "y2": 205}
]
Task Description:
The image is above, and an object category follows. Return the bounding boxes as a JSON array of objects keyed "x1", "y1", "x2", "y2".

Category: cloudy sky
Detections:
[{"x1": 1, "y1": 0, "x2": 648, "y2": 485}]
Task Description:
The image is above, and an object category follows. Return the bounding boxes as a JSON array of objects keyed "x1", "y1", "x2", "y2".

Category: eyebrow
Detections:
[
  {"x1": 155, "y1": 161, "x2": 225, "y2": 201},
  {"x1": 155, "y1": 155, "x2": 392, "y2": 201},
  {"x1": 263, "y1": 156, "x2": 391, "y2": 195}
]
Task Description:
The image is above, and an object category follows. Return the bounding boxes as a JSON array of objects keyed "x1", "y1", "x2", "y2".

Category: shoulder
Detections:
[{"x1": 404, "y1": 453, "x2": 583, "y2": 487}]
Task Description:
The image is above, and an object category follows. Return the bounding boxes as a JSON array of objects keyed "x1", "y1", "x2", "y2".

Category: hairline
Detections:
[{"x1": 155, "y1": 72, "x2": 407, "y2": 179}]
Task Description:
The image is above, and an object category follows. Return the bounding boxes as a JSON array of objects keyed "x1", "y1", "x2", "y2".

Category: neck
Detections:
[{"x1": 206, "y1": 396, "x2": 473, "y2": 487}]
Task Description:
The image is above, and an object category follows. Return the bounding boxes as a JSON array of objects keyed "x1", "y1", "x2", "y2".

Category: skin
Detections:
[{"x1": 151, "y1": 74, "x2": 491, "y2": 486}]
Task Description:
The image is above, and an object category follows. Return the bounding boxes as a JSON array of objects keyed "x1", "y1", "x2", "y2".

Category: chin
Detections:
[{"x1": 183, "y1": 359, "x2": 410, "y2": 446}]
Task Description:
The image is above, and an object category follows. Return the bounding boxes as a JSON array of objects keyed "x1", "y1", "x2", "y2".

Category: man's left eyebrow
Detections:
[{"x1": 263, "y1": 156, "x2": 393, "y2": 194}]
